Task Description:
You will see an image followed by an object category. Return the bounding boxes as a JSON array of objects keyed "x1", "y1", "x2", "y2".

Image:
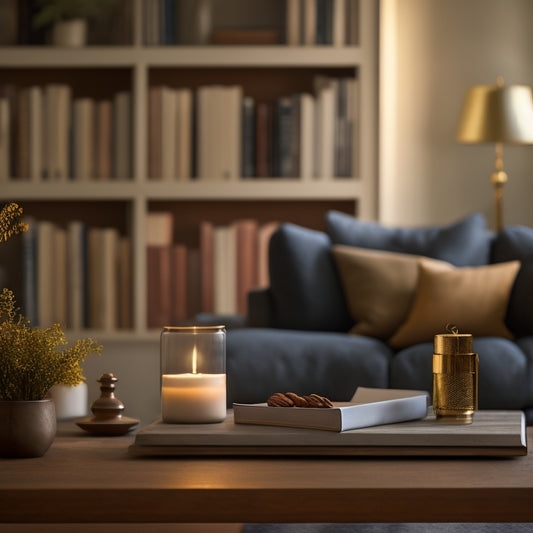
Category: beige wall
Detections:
[{"x1": 380, "y1": 0, "x2": 533, "y2": 228}]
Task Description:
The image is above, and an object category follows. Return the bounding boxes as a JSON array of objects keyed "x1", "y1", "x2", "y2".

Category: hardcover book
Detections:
[{"x1": 234, "y1": 388, "x2": 429, "y2": 432}]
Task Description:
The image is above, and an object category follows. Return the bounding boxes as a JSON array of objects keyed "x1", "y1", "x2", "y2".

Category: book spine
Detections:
[
  {"x1": 303, "y1": 0, "x2": 317, "y2": 45},
  {"x1": 170, "y1": 243, "x2": 188, "y2": 323},
  {"x1": 285, "y1": 0, "x2": 300, "y2": 45},
  {"x1": 73, "y1": 98, "x2": 95, "y2": 181},
  {"x1": 36, "y1": 220, "x2": 56, "y2": 327},
  {"x1": 175, "y1": 88, "x2": 192, "y2": 180},
  {"x1": 87, "y1": 228, "x2": 102, "y2": 329},
  {"x1": 234, "y1": 219, "x2": 258, "y2": 315},
  {"x1": 186, "y1": 248, "x2": 202, "y2": 319},
  {"x1": 161, "y1": 86, "x2": 177, "y2": 180},
  {"x1": 299, "y1": 93, "x2": 315, "y2": 181},
  {"x1": 146, "y1": 211, "x2": 174, "y2": 247},
  {"x1": 0, "y1": 97, "x2": 10, "y2": 181},
  {"x1": 118, "y1": 236, "x2": 132, "y2": 329},
  {"x1": 255, "y1": 102, "x2": 273, "y2": 178},
  {"x1": 16, "y1": 88, "x2": 29, "y2": 180},
  {"x1": 200, "y1": 220, "x2": 214, "y2": 313},
  {"x1": 276, "y1": 97, "x2": 293, "y2": 178},
  {"x1": 100, "y1": 228, "x2": 119, "y2": 331},
  {"x1": 147, "y1": 245, "x2": 172, "y2": 329},
  {"x1": 332, "y1": 0, "x2": 346, "y2": 46},
  {"x1": 95, "y1": 100, "x2": 112, "y2": 180},
  {"x1": 113, "y1": 91, "x2": 131, "y2": 180},
  {"x1": 149, "y1": 86, "x2": 163, "y2": 180},
  {"x1": 53, "y1": 226, "x2": 68, "y2": 326},
  {"x1": 55, "y1": 84, "x2": 72, "y2": 181},
  {"x1": 21, "y1": 218, "x2": 38, "y2": 324},
  {"x1": 241, "y1": 96, "x2": 256, "y2": 178},
  {"x1": 213, "y1": 225, "x2": 237, "y2": 315},
  {"x1": 28, "y1": 86, "x2": 42, "y2": 182},
  {"x1": 67, "y1": 220, "x2": 87, "y2": 330}
]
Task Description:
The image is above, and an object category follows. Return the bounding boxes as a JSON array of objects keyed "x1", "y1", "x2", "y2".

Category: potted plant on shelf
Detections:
[
  {"x1": 0, "y1": 203, "x2": 102, "y2": 458},
  {"x1": 32, "y1": 0, "x2": 118, "y2": 47}
]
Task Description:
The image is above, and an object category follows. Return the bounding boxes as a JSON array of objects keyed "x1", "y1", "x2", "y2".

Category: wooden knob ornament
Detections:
[{"x1": 75, "y1": 373, "x2": 140, "y2": 436}]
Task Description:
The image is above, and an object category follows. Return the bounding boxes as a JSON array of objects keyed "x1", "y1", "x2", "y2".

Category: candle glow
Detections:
[{"x1": 161, "y1": 347, "x2": 226, "y2": 423}]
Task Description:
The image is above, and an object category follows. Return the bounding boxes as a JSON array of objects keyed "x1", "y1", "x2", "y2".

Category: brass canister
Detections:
[{"x1": 432, "y1": 330, "x2": 478, "y2": 423}]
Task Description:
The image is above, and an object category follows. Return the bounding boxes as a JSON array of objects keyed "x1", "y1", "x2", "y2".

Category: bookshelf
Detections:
[{"x1": 0, "y1": 0, "x2": 378, "y2": 341}]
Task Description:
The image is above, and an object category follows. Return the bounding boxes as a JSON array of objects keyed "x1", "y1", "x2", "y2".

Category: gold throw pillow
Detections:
[
  {"x1": 388, "y1": 259, "x2": 521, "y2": 349},
  {"x1": 331, "y1": 245, "x2": 448, "y2": 339}
]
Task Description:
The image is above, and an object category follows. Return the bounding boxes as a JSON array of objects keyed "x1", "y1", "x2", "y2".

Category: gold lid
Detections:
[{"x1": 434, "y1": 333, "x2": 473, "y2": 355}]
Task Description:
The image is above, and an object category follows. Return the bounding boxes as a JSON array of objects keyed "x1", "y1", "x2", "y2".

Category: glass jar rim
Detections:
[{"x1": 162, "y1": 325, "x2": 226, "y2": 332}]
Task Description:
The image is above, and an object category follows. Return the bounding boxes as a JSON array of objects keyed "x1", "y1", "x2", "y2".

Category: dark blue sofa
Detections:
[{"x1": 225, "y1": 211, "x2": 533, "y2": 424}]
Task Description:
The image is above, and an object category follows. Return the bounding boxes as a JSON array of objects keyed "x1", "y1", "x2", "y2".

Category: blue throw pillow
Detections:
[
  {"x1": 325, "y1": 211, "x2": 491, "y2": 267},
  {"x1": 492, "y1": 225, "x2": 533, "y2": 337},
  {"x1": 269, "y1": 223, "x2": 352, "y2": 332}
]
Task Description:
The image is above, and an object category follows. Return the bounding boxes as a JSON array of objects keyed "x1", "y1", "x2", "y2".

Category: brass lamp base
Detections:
[{"x1": 491, "y1": 143, "x2": 508, "y2": 231}]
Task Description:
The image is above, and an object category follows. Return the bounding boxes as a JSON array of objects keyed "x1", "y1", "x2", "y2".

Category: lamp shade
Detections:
[{"x1": 456, "y1": 82, "x2": 533, "y2": 144}]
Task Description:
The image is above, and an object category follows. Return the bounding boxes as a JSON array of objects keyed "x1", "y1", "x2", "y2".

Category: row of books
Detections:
[
  {"x1": 149, "y1": 75, "x2": 359, "y2": 181},
  {"x1": 286, "y1": 0, "x2": 359, "y2": 46},
  {"x1": 143, "y1": 0, "x2": 358, "y2": 46},
  {"x1": 0, "y1": 85, "x2": 132, "y2": 182},
  {"x1": 16, "y1": 212, "x2": 279, "y2": 331},
  {"x1": 146, "y1": 212, "x2": 278, "y2": 329},
  {"x1": 21, "y1": 219, "x2": 132, "y2": 331}
]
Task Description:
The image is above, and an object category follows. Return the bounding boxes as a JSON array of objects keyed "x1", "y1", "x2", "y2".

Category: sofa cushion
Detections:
[
  {"x1": 514, "y1": 337, "x2": 533, "y2": 406},
  {"x1": 331, "y1": 245, "x2": 448, "y2": 340},
  {"x1": 226, "y1": 328, "x2": 393, "y2": 406},
  {"x1": 390, "y1": 337, "x2": 528, "y2": 409},
  {"x1": 388, "y1": 259, "x2": 520, "y2": 349},
  {"x1": 492, "y1": 225, "x2": 533, "y2": 337},
  {"x1": 268, "y1": 223, "x2": 352, "y2": 332},
  {"x1": 325, "y1": 211, "x2": 491, "y2": 266}
]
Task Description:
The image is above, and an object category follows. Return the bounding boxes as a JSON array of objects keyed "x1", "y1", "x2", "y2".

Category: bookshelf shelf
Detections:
[
  {"x1": 1, "y1": 179, "x2": 362, "y2": 202},
  {"x1": 0, "y1": 46, "x2": 364, "y2": 68},
  {"x1": 0, "y1": 0, "x2": 378, "y2": 338},
  {"x1": 0, "y1": 47, "x2": 140, "y2": 67},
  {"x1": 142, "y1": 46, "x2": 366, "y2": 67},
  {"x1": 1, "y1": 182, "x2": 138, "y2": 201}
]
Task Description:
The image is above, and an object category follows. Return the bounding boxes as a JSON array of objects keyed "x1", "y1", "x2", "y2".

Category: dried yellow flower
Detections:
[
  {"x1": 0, "y1": 202, "x2": 28, "y2": 243},
  {"x1": 0, "y1": 288, "x2": 102, "y2": 401}
]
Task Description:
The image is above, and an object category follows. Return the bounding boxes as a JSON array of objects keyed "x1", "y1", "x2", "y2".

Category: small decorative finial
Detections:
[
  {"x1": 496, "y1": 76, "x2": 504, "y2": 88},
  {"x1": 75, "y1": 373, "x2": 139, "y2": 436},
  {"x1": 446, "y1": 324, "x2": 459, "y2": 335}
]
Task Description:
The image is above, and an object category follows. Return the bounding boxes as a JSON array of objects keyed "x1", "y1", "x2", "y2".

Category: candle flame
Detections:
[{"x1": 192, "y1": 345, "x2": 197, "y2": 374}]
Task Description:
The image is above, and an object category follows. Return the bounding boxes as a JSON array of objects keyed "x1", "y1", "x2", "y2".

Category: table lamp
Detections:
[{"x1": 456, "y1": 77, "x2": 533, "y2": 230}]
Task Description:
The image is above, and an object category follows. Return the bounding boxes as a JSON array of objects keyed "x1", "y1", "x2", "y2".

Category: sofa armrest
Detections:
[{"x1": 247, "y1": 288, "x2": 274, "y2": 327}]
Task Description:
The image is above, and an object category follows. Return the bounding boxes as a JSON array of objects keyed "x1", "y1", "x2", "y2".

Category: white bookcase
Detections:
[{"x1": 0, "y1": 0, "x2": 378, "y2": 341}]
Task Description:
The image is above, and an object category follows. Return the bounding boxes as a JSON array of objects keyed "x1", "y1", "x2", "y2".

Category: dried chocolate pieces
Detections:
[{"x1": 267, "y1": 392, "x2": 333, "y2": 408}]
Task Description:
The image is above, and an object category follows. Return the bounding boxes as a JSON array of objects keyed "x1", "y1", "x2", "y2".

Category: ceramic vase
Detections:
[
  {"x1": 48, "y1": 383, "x2": 88, "y2": 420},
  {"x1": 0, "y1": 399, "x2": 57, "y2": 458},
  {"x1": 52, "y1": 18, "x2": 87, "y2": 47}
]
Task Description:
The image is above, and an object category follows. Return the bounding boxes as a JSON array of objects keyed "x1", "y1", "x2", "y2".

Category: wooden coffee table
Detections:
[{"x1": 1, "y1": 424, "x2": 532, "y2": 524}]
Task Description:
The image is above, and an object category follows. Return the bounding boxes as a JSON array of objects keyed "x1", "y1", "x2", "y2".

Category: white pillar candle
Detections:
[{"x1": 162, "y1": 373, "x2": 226, "y2": 423}]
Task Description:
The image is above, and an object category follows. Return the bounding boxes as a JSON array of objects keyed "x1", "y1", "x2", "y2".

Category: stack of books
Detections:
[{"x1": 145, "y1": 211, "x2": 278, "y2": 328}]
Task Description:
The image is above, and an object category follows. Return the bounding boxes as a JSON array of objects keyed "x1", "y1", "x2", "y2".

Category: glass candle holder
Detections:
[{"x1": 160, "y1": 326, "x2": 226, "y2": 424}]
